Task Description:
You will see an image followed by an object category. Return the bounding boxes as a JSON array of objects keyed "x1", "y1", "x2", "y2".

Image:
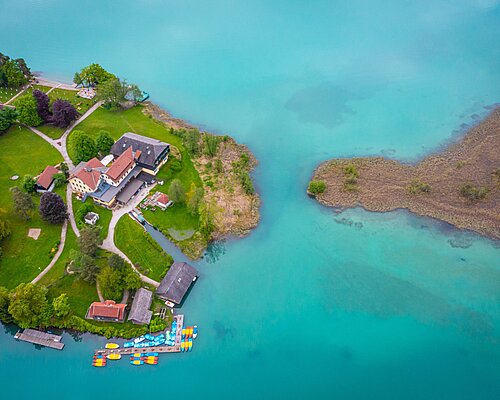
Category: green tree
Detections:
[
  {"x1": 95, "y1": 130, "x2": 114, "y2": 154},
  {"x1": 0, "y1": 209, "x2": 11, "y2": 241},
  {"x1": 96, "y1": 78, "x2": 141, "y2": 108},
  {"x1": 73, "y1": 72, "x2": 83, "y2": 87},
  {"x1": 2, "y1": 59, "x2": 27, "y2": 87},
  {"x1": 8, "y1": 283, "x2": 48, "y2": 328},
  {"x1": 108, "y1": 254, "x2": 127, "y2": 272},
  {"x1": 78, "y1": 225, "x2": 102, "y2": 257},
  {"x1": 0, "y1": 107, "x2": 18, "y2": 131},
  {"x1": 59, "y1": 162, "x2": 69, "y2": 177},
  {"x1": 70, "y1": 250, "x2": 99, "y2": 283},
  {"x1": 182, "y1": 130, "x2": 201, "y2": 156},
  {"x1": 77, "y1": 63, "x2": 115, "y2": 87},
  {"x1": 203, "y1": 134, "x2": 220, "y2": 157},
  {"x1": 308, "y1": 180, "x2": 326, "y2": 195},
  {"x1": 168, "y1": 179, "x2": 186, "y2": 203},
  {"x1": 52, "y1": 172, "x2": 67, "y2": 188},
  {"x1": 123, "y1": 269, "x2": 142, "y2": 291},
  {"x1": 69, "y1": 130, "x2": 97, "y2": 163},
  {"x1": 199, "y1": 200, "x2": 216, "y2": 240},
  {"x1": 75, "y1": 203, "x2": 94, "y2": 225},
  {"x1": 97, "y1": 266, "x2": 123, "y2": 301},
  {"x1": 10, "y1": 186, "x2": 34, "y2": 220},
  {"x1": 188, "y1": 187, "x2": 204, "y2": 216},
  {"x1": 22, "y1": 174, "x2": 36, "y2": 193},
  {"x1": 52, "y1": 293, "x2": 71, "y2": 318},
  {"x1": 0, "y1": 286, "x2": 13, "y2": 323},
  {"x1": 14, "y1": 93, "x2": 42, "y2": 126}
]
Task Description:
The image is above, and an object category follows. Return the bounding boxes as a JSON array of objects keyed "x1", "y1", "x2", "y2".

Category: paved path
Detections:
[
  {"x1": 35, "y1": 77, "x2": 78, "y2": 91},
  {"x1": 101, "y1": 184, "x2": 160, "y2": 287},
  {"x1": 66, "y1": 185, "x2": 80, "y2": 237},
  {"x1": 31, "y1": 220, "x2": 68, "y2": 284},
  {"x1": 4, "y1": 84, "x2": 29, "y2": 105},
  {"x1": 96, "y1": 281, "x2": 105, "y2": 302},
  {"x1": 45, "y1": 83, "x2": 61, "y2": 94}
]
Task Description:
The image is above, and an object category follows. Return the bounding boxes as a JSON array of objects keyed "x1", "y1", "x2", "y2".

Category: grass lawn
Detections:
[
  {"x1": 30, "y1": 84, "x2": 52, "y2": 93},
  {"x1": 36, "y1": 88, "x2": 95, "y2": 139},
  {"x1": 47, "y1": 274, "x2": 98, "y2": 317},
  {"x1": 73, "y1": 106, "x2": 203, "y2": 238},
  {"x1": 0, "y1": 86, "x2": 23, "y2": 103},
  {"x1": 114, "y1": 215, "x2": 172, "y2": 281},
  {"x1": 0, "y1": 125, "x2": 63, "y2": 288},
  {"x1": 72, "y1": 195, "x2": 112, "y2": 240}
]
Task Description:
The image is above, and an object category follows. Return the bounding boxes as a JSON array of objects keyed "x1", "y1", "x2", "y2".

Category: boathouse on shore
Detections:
[
  {"x1": 127, "y1": 288, "x2": 153, "y2": 325},
  {"x1": 156, "y1": 262, "x2": 198, "y2": 305}
]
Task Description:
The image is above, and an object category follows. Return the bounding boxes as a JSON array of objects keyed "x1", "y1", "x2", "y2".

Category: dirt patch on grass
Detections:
[
  {"x1": 27, "y1": 228, "x2": 41, "y2": 240},
  {"x1": 310, "y1": 108, "x2": 500, "y2": 240}
]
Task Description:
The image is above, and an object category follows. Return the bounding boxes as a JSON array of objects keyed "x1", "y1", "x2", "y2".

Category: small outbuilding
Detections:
[
  {"x1": 36, "y1": 165, "x2": 59, "y2": 192},
  {"x1": 127, "y1": 288, "x2": 153, "y2": 325},
  {"x1": 156, "y1": 193, "x2": 172, "y2": 210},
  {"x1": 156, "y1": 262, "x2": 198, "y2": 305},
  {"x1": 84, "y1": 212, "x2": 99, "y2": 225}
]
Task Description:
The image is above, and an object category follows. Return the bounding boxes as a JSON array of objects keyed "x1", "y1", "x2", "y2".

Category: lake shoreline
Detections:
[{"x1": 309, "y1": 107, "x2": 500, "y2": 241}]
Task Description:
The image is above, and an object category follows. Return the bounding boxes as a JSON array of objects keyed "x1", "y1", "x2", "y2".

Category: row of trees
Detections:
[
  {"x1": 0, "y1": 283, "x2": 70, "y2": 328},
  {"x1": 0, "y1": 53, "x2": 31, "y2": 88},
  {"x1": 10, "y1": 187, "x2": 67, "y2": 224},
  {"x1": 68, "y1": 130, "x2": 115, "y2": 163}
]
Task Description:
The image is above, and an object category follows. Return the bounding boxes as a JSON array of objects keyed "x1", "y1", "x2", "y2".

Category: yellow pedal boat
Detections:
[
  {"x1": 107, "y1": 353, "x2": 122, "y2": 360},
  {"x1": 105, "y1": 343, "x2": 119, "y2": 349}
]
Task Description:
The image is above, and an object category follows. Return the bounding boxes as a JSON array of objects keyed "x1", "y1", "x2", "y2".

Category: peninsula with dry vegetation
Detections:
[{"x1": 308, "y1": 108, "x2": 500, "y2": 240}]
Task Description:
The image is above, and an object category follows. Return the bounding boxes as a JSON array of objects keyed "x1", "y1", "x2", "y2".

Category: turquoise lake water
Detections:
[{"x1": 1, "y1": 1, "x2": 500, "y2": 398}]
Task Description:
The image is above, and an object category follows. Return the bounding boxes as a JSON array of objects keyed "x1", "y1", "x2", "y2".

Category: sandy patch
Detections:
[{"x1": 28, "y1": 228, "x2": 41, "y2": 240}]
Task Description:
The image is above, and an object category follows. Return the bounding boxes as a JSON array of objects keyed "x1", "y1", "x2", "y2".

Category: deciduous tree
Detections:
[
  {"x1": 70, "y1": 250, "x2": 99, "y2": 283},
  {"x1": 0, "y1": 107, "x2": 18, "y2": 131},
  {"x1": 69, "y1": 130, "x2": 97, "y2": 163},
  {"x1": 22, "y1": 174, "x2": 36, "y2": 193},
  {"x1": 95, "y1": 130, "x2": 114, "y2": 154},
  {"x1": 32, "y1": 89, "x2": 51, "y2": 122},
  {"x1": 10, "y1": 186, "x2": 34, "y2": 220},
  {"x1": 0, "y1": 286, "x2": 13, "y2": 323},
  {"x1": 97, "y1": 266, "x2": 123, "y2": 301},
  {"x1": 96, "y1": 78, "x2": 141, "y2": 108},
  {"x1": 14, "y1": 93, "x2": 42, "y2": 126},
  {"x1": 2, "y1": 59, "x2": 27, "y2": 87},
  {"x1": 77, "y1": 63, "x2": 115, "y2": 87},
  {"x1": 52, "y1": 293, "x2": 71, "y2": 318},
  {"x1": 78, "y1": 225, "x2": 102, "y2": 257},
  {"x1": 8, "y1": 283, "x2": 48, "y2": 328},
  {"x1": 39, "y1": 192, "x2": 67, "y2": 224},
  {"x1": 168, "y1": 179, "x2": 186, "y2": 203},
  {"x1": 51, "y1": 99, "x2": 79, "y2": 128},
  {"x1": 187, "y1": 187, "x2": 204, "y2": 216}
]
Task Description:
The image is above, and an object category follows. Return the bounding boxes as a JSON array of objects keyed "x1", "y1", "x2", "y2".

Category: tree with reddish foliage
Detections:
[
  {"x1": 39, "y1": 192, "x2": 67, "y2": 224},
  {"x1": 51, "y1": 99, "x2": 79, "y2": 128},
  {"x1": 32, "y1": 90, "x2": 51, "y2": 122}
]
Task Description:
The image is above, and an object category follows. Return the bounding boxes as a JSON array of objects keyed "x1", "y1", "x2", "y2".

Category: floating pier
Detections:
[
  {"x1": 93, "y1": 314, "x2": 184, "y2": 357},
  {"x1": 14, "y1": 329, "x2": 64, "y2": 350}
]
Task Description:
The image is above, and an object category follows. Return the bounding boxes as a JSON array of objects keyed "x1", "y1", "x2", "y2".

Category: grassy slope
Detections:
[
  {"x1": 0, "y1": 86, "x2": 23, "y2": 103},
  {"x1": 114, "y1": 215, "x2": 171, "y2": 281},
  {"x1": 74, "y1": 105, "x2": 203, "y2": 243},
  {"x1": 0, "y1": 125, "x2": 63, "y2": 288}
]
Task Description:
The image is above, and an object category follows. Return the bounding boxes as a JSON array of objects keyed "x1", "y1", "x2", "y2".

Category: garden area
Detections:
[
  {"x1": 72, "y1": 196, "x2": 112, "y2": 240},
  {"x1": 0, "y1": 125, "x2": 63, "y2": 288}
]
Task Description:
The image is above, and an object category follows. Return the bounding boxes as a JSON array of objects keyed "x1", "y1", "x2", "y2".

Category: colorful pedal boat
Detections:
[
  {"x1": 193, "y1": 325, "x2": 198, "y2": 339},
  {"x1": 107, "y1": 353, "x2": 121, "y2": 360},
  {"x1": 105, "y1": 342, "x2": 119, "y2": 349},
  {"x1": 130, "y1": 359, "x2": 144, "y2": 366}
]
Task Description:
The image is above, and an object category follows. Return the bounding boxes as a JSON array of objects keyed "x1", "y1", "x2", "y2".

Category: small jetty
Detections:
[
  {"x1": 14, "y1": 329, "x2": 64, "y2": 350},
  {"x1": 94, "y1": 314, "x2": 184, "y2": 358}
]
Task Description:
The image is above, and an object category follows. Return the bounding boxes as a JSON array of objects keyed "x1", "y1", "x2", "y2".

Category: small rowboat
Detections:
[
  {"x1": 181, "y1": 341, "x2": 185, "y2": 352},
  {"x1": 193, "y1": 325, "x2": 198, "y2": 339},
  {"x1": 107, "y1": 353, "x2": 121, "y2": 360},
  {"x1": 188, "y1": 338, "x2": 193, "y2": 352},
  {"x1": 105, "y1": 343, "x2": 119, "y2": 349},
  {"x1": 130, "y1": 359, "x2": 144, "y2": 366}
]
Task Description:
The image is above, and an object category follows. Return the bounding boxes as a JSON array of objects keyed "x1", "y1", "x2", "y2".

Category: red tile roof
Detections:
[
  {"x1": 72, "y1": 158, "x2": 103, "y2": 191},
  {"x1": 87, "y1": 300, "x2": 126, "y2": 320},
  {"x1": 157, "y1": 193, "x2": 169, "y2": 205},
  {"x1": 37, "y1": 166, "x2": 59, "y2": 189},
  {"x1": 105, "y1": 146, "x2": 139, "y2": 181}
]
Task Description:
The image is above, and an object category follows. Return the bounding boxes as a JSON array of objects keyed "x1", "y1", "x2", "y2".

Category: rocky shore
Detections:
[
  {"x1": 309, "y1": 108, "x2": 500, "y2": 240},
  {"x1": 144, "y1": 102, "x2": 260, "y2": 245}
]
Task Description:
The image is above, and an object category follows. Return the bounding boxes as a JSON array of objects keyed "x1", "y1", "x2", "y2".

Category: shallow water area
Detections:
[{"x1": 1, "y1": 0, "x2": 500, "y2": 398}]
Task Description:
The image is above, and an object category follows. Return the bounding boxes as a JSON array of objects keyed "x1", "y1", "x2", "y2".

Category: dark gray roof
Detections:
[
  {"x1": 116, "y1": 178, "x2": 143, "y2": 204},
  {"x1": 127, "y1": 288, "x2": 153, "y2": 325},
  {"x1": 156, "y1": 262, "x2": 198, "y2": 304},
  {"x1": 90, "y1": 165, "x2": 141, "y2": 203},
  {"x1": 111, "y1": 132, "x2": 169, "y2": 168}
]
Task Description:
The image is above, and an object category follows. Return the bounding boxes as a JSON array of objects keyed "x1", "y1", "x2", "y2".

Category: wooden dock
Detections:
[
  {"x1": 14, "y1": 329, "x2": 64, "y2": 350},
  {"x1": 94, "y1": 314, "x2": 184, "y2": 357}
]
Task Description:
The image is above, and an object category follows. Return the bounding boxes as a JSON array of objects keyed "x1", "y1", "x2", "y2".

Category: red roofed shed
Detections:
[{"x1": 85, "y1": 300, "x2": 126, "y2": 322}]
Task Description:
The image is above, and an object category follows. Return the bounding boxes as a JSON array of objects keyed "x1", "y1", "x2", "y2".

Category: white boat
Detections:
[
  {"x1": 193, "y1": 325, "x2": 198, "y2": 339},
  {"x1": 134, "y1": 336, "x2": 145, "y2": 344}
]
